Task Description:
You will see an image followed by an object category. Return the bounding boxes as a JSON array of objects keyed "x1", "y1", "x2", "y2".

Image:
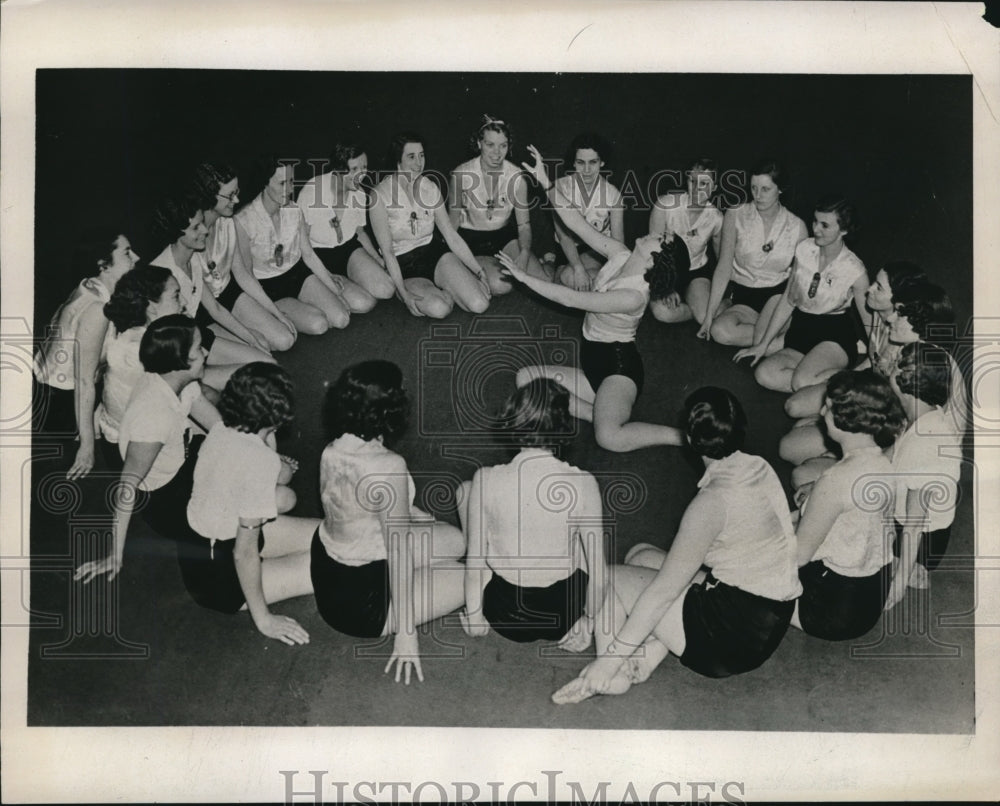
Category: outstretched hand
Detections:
[
  {"x1": 397, "y1": 287, "x2": 426, "y2": 317},
  {"x1": 734, "y1": 343, "x2": 767, "y2": 366},
  {"x1": 459, "y1": 608, "x2": 490, "y2": 638},
  {"x1": 385, "y1": 630, "x2": 424, "y2": 684},
  {"x1": 556, "y1": 615, "x2": 593, "y2": 653},
  {"x1": 696, "y1": 316, "x2": 713, "y2": 341},
  {"x1": 74, "y1": 553, "x2": 122, "y2": 584},
  {"x1": 520, "y1": 144, "x2": 551, "y2": 190},
  {"x1": 255, "y1": 612, "x2": 310, "y2": 646},
  {"x1": 496, "y1": 250, "x2": 528, "y2": 284}
]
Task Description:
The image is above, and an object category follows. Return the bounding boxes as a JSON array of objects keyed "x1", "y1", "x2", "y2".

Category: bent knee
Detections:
[
  {"x1": 297, "y1": 312, "x2": 329, "y2": 335},
  {"x1": 709, "y1": 320, "x2": 735, "y2": 344},
  {"x1": 650, "y1": 300, "x2": 683, "y2": 324},
  {"x1": 423, "y1": 296, "x2": 453, "y2": 319},
  {"x1": 326, "y1": 309, "x2": 350, "y2": 330},
  {"x1": 276, "y1": 486, "x2": 297, "y2": 514},
  {"x1": 464, "y1": 293, "x2": 490, "y2": 315},
  {"x1": 269, "y1": 330, "x2": 296, "y2": 352},
  {"x1": 594, "y1": 425, "x2": 628, "y2": 453},
  {"x1": 351, "y1": 294, "x2": 377, "y2": 314}
]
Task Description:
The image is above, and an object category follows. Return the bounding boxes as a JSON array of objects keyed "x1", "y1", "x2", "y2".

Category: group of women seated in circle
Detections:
[{"x1": 34, "y1": 114, "x2": 966, "y2": 701}]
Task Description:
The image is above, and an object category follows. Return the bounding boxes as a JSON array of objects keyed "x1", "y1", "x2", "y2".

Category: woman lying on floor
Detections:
[{"x1": 552, "y1": 387, "x2": 802, "y2": 703}]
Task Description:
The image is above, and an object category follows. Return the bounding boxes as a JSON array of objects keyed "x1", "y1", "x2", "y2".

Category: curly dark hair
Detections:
[
  {"x1": 218, "y1": 362, "x2": 295, "y2": 433},
  {"x1": 103, "y1": 266, "x2": 174, "y2": 332},
  {"x1": 329, "y1": 144, "x2": 365, "y2": 173},
  {"x1": 892, "y1": 281, "x2": 954, "y2": 340},
  {"x1": 565, "y1": 132, "x2": 612, "y2": 170},
  {"x1": 684, "y1": 386, "x2": 747, "y2": 459},
  {"x1": 893, "y1": 341, "x2": 952, "y2": 408},
  {"x1": 150, "y1": 192, "x2": 202, "y2": 249},
  {"x1": 496, "y1": 378, "x2": 574, "y2": 447},
  {"x1": 191, "y1": 162, "x2": 238, "y2": 212},
  {"x1": 139, "y1": 314, "x2": 199, "y2": 374},
  {"x1": 825, "y1": 369, "x2": 906, "y2": 447},
  {"x1": 324, "y1": 360, "x2": 409, "y2": 446},
  {"x1": 644, "y1": 236, "x2": 691, "y2": 302},
  {"x1": 879, "y1": 260, "x2": 926, "y2": 298}
]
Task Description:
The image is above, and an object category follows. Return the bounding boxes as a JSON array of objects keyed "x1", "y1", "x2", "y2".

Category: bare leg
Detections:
[
  {"x1": 778, "y1": 421, "x2": 829, "y2": 466},
  {"x1": 403, "y1": 277, "x2": 453, "y2": 318},
  {"x1": 275, "y1": 297, "x2": 331, "y2": 335},
  {"x1": 207, "y1": 331, "x2": 274, "y2": 367},
  {"x1": 347, "y1": 250, "x2": 395, "y2": 300},
  {"x1": 299, "y1": 275, "x2": 350, "y2": 329},
  {"x1": 592, "y1": 377, "x2": 684, "y2": 453},
  {"x1": 791, "y1": 342, "x2": 849, "y2": 391},
  {"x1": 785, "y1": 381, "x2": 827, "y2": 419},
  {"x1": 754, "y1": 348, "x2": 803, "y2": 393},
  {"x1": 710, "y1": 304, "x2": 759, "y2": 346},
  {"x1": 335, "y1": 275, "x2": 378, "y2": 314},
  {"x1": 474, "y1": 254, "x2": 514, "y2": 296},
  {"x1": 435, "y1": 253, "x2": 490, "y2": 314},
  {"x1": 686, "y1": 277, "x2": 712, "y2": 324},
  {"x1": 231, "y1": 294, "x2": 296, "y2": 351}
]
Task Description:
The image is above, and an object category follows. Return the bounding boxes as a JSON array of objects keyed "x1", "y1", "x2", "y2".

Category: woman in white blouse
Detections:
[
  {"x1": 736, "y1": 196, "x2": 869, "y2": 391},
  {"x1": 698, "y1": 160, "x2": 808, "y2": 346}
]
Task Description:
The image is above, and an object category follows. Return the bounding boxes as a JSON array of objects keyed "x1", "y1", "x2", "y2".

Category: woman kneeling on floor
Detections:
[
  {"x1": 459, "y1": 379, "x2": 608, "y2": 650},
  {"x1": 552, "y1": 387, "x2": 802, "y2": 703}
]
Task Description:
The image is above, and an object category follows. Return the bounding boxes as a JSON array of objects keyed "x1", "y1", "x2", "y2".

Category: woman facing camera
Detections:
[
  {"x1": 235, "y1": 156, "x2": 374, "y2": 335},
  {"x1": 736, "y1": 195, "x2": 869, "y2": 391},
  {"x1": 449, "y1": 115, "x2": 547, "y2": 293},
  {"x1": 33, "y1": 227, "x2": 139, "y2": 478},
  {"x1": 552, "y1": 132, "x2": 624, "y2": 291},
  {"x1": 191, "y1": 162, "x2": 298, "y2": 352},
  {"x1": 370, "y1": 131, "x2": 492, "y2": 318},
  {"x1": 460, "y1": 379, "x2": 607, "y2": 650},
  {"x1": 311, "y1": 361, "x2": 466, "y2": 684},
  {"x1": 552, "y1": 387, "x2": 802, "y2": 703},
  {"x1": 698, "y1": 160, "x2": 808, "y2": 346},
  {"x1": 296, "y1": 144, "x2": 395, "y2": 301},
  {"x1": 792, "y1": 370, "x2": 905, "y2": 641},
  {"x1": 505, "y1": 145, "x2": 687, "y2": 453},
  {"x1": 647, "y1": 158, "x2": 724, "y2": 325}
]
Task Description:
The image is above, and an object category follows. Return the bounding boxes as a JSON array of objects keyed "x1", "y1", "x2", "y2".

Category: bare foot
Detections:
[
  {"x1": 908, "y1": 562, "x2": 930, "y2": 590},
  {"x1": 551, "y1": 663, "x2": 633, "y2": 705}
]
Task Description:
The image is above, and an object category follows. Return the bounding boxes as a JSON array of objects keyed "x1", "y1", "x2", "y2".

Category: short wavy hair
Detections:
[
  {"x1": 330, "y1": 144, "x2": 365, "y2": 173},
  {"x1": 879, "y1": 260, "x2": 927, "y2": 298},
  {"x1": 325, "y1": 360, "x2": 409, "y2": 446},
  {"x1": 684, "y1": 386, "x2": 747, "y2": 459},
  {"x1": 825, "y1": 369, "x2": 906, "y2": 447},
  {"x1": 218, "y1": 363, "x2": 295, "y2": 434},
  {"x1": 565, "y1": 132, "x2": 612, "y2": 170},
  {"x1": 496, "y1": 378, "x2": 574, "y2": 447},
  {"x1": 469, "y1": 114, "x2": 512, "y2": 155},
  {"x1": 139, "y1": 314, "x2": 199, "y2": 374},
  {"x1": 389, "y1": 131, "x2": 424, "y2": 168},
  {"x1": 644, "y1": 236, "x2": 690, "y2": 303},
  {"x1": 749, "y1": 159, "x2": 790, "y2": 192},
  {"x1": 150, "y1": 192, "x2": 202, "y2": 249},
  {"x1": 103, "y1": 266, "x2": 174, "y2": 333},
  {"x1": 893, "y1": 341, "x2": 952, "y2": 408},
  {"x1": 814, "y1": 194, "x2": 857, "y2": 236},
  {"x1": 892, "y1": 281, "x2": 954, "y2": 340},
  {"x1": 191, "y1": 162, "x2": 238, "y2": 212}
]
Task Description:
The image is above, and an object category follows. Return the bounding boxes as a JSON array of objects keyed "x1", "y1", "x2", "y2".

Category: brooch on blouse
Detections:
[
  {"x1": 206, "y1": 260, "x2": 222, "y2": 282},
  {"x1": 274, "y1": 243, "x2": 285, "y2": 268},
  {"x1": 329, "y1": 213, "x2": 343, "y2": 243},
  {"x1": 409, "y1": 211, "x2": 418, "y2": 236}
]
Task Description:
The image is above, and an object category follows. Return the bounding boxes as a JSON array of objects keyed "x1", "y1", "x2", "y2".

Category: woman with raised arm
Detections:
[
  {"x1": 459, "y1": 379, "x2": 607, "y2": 649},
  {"x1": 697, "y1": 160, "x2": 808, "y2": 347},
  {"x1": 33, "y1": 227, "x2": 139, "y2": 479},
  {"x1": 369, "y1": 131, "x2": 491, "y2": 318},
  {"x1": 191, "y1": 162, "x2": 298, "y2": 352},
  {"x1": 235, "y1": 156, "x2": 371, "y2": 336},
  {"x1": 552, "y1": 387, "x2": 802, "y2": 703},
  {"x1": 449, "y1": 115, "x2": 547, "y2": 294},
  {"x1": 551, "y1": 132, "x2": 624, "y2": 292},
  {"x1": 735, "y1": 195, "x2": 869, "y2": 391},
  {"x1": 310, "y1": 361, "x2": 467, "y2": 684},
  {"x1": 296, "y1": 144, "x2": 395, "y2": 301},
  {"x1": 647, "y1": 158, "x2": 723, "y2": 325},
  {"x1": 501, "y1": 145, "x2": 687, "y2": 453},
  {"x1": 75, "y1": 315, "x2": 221, "y2": 583}
]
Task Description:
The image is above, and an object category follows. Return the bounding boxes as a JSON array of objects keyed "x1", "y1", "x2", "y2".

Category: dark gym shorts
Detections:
[
  {"x1": 136, "y1": 434, "x2": 204, "y2": 543},
  {"x1": 257, "y1": 260, "x2": 312, "y2": 302},
  {"x1": 193, "y1": 307, "x2": 218, "y2": 352},
  {"x1": 395, "y1": 238, "x2": 448, "y2": 282},
  {"x1": 313, "y1": 236, "x2": 362, "y2": 276},
  {"x1": 458, "y1": 219, "x2": 517, "y2": 257},
  {"x1": 482, "y1": 568, "x2": 588, "y2": 643},
  {"x1": 680, "y1": 572, "x2": 795, "y2": 678},
  {"x1": 213, "y1": 276, "x2": 244, "y2": 312},
  {"x1": 893, "y1": 519, "x2": 953, "y2": 572},
  {"x1": 581, "y1": 338, "x2": 645, "y2": 396},
  {"x1": 783, "y1": 309, "x2": 858, "y2": 361},
  {"x1": 728, "y1": 280, "x2": 787, "y2": 314},
  {"x1": 31, "y1": 379, "x2": 76, "y2": 437},
  {"x1": 175, "y1": 528, "x2": 267, "y2": 614},
  {"x1": 796, "y1": 559, "x2": 891, "y2": 641},
  {"x1": 674, "y1": 259, "x2": 715, "y2": 295},
  {"x1": 310, "y1": 529, "x2": 389, "y2": 638}
]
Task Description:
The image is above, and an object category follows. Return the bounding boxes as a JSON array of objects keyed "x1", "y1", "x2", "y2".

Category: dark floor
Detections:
[{"x1": 27, "y1": 287, "x2": 975, "y2": 732}]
